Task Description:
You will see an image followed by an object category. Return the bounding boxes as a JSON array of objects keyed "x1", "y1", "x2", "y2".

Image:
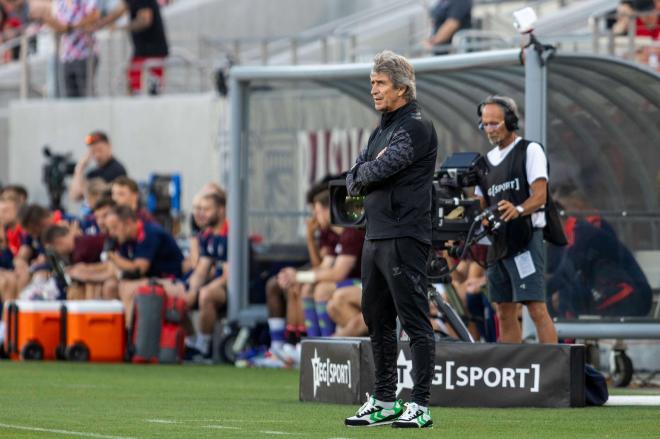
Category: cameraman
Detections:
[
  {"x1": 474, "y1": 95, "x2": 557, "y2": 344},
  {"x1": 344, "y1": 51, "x2": 437, "y2": 429},
  {"x1": 69, "y1": 131, "x2": 127, "y2": 203}
]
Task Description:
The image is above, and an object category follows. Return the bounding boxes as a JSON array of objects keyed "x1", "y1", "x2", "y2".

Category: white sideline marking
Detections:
[
  {"x1": 606, "y1": 395, "x2": 660, "y2": 406},
  {"x1": 145, "y1": 419, "x2": 177, "y2": 424},
  {"x1": 0, "y1": 422, "x2": 136, "y2": 439},
  {"x1": 204, "y1": 425, "x2": 241, "y2": 430},
  {"x1": 260, "y1": 431, "x2": 300, "y2": 436}
]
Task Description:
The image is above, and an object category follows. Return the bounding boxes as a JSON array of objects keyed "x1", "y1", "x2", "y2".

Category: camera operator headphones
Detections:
[{"x1": 477, "y1": 95, "x2": 520, "y2": 132}]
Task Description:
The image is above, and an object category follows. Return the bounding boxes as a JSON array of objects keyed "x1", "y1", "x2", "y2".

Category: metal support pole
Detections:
[
  {"x1": 591, "y1": 16, "x2": 600, "y2": 54},
  {"x1": 349, "y1": 34, "x2": 357, "y2": 62},
  {"x1": 626, "y1": 17, "x2": 636, "y2": 60},
  {"x1": 19, "y1": 34, "x2": 29, "y2": 99},
  {"x1": 522, "y1": 35, "x2": 549, "y2": 341},
  {"x1": 233, "y1": 40, "x2": 241, "y2": 64},
  {"x1": 261, "y1": 40, "x2": 269, "y2": 65},
  {"x1": 86, "y1": 42, "x2": 95, "y2": 97},
  {"x1": 291, "y1": 37, "x2": 298, "y2": 65},
  {"x1": 524, "y1": 38, "x2": 548, "y2": 147},
  {"x1": 228, "y1": 77, "x2": 250, "y2": 322},
  {"x1": 54, "y1": 34, "x2": 62, "y2": 98},
  {"x1": 321, "y1": 37, "x2": 329, "y2": 63}
]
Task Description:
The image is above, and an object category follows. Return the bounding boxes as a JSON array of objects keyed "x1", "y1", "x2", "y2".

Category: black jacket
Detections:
[{"x1": 346, "y1": 100, "x2": 438, "y2": 244}]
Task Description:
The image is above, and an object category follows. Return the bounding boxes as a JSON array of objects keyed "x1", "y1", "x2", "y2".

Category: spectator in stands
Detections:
[
  {"x1": 278, "y1": 190, "x2": 365, "y2": 338},
  {"x1": 70, "y1": 131, "x2": 127, "y2": 203},
  {"x1": 111, "y1": 176, "x2": 154, "y2": 222},
  {"x1": 105, "y1": 205, "x2": 183, "y2": 326},
  {"x1": 183, "y1": 192, "x2": 228, "y2": 359},
  {"x1": 36, "y1": 0, "x2": 100, "y2": 97},
  {"x1": 0, "y1": 0, "x2": 32, "y2": 60},
  {"x1": 96, "y1": 0, "x2": 169, "y2": 95},
  {"x1": 423, "y1": 0, "x2": 473, "y2": 55},
  {"x1": 547, "y1": 186, "x2": 652, "y2": 317},
  {"x1": 614, "y1": 0, "x2": 660, "y2": 67}
]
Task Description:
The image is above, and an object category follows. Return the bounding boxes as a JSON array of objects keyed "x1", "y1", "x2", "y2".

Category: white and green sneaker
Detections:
[
  {"x1": 391, "y1": 402, "x2": 433, "y2": 428},
  {"x1": 345, "y1": 396, "x2": 403, "y2": 427}
]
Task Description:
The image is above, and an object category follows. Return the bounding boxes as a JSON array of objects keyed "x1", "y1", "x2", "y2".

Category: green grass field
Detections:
[{"x1": 0, "y1": 362, "x2": 658, "y2": 439}]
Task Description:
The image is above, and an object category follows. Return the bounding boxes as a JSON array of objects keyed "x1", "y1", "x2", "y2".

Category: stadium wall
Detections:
[{"x1": 9, "y1": 95, "x2": 224, "y2": 214}]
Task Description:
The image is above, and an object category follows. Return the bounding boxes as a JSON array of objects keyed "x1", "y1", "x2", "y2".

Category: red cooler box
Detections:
[
  {"x1": 3, "y1": 301, "x2": 62, "y2": 360},
  {"x1": 63, "y1": 300, "x2": 125, "y2": 362}
]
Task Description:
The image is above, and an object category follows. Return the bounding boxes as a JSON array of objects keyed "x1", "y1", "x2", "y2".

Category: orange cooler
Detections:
[
  {"x1": 63, "y1": 300, "x2": 125, "y2": 362},
  {"x1": 3, "y1": 301, "x2": 62, "y2": 360}
]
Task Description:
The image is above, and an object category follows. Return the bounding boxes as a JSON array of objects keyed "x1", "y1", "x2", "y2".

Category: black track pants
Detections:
[{"x1": 361, "y1": 237, "x2": 435, "y2": 406}]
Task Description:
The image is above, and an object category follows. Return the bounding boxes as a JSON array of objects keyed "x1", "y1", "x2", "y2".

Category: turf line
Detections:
[
  {"x1": 203, "y1": 425, "x2": 241, "y2": 430},
  {"x1": 0, "y1": 422, "x2": 136, "y2": 439}
]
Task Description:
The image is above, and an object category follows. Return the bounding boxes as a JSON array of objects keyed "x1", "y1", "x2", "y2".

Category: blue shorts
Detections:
[
  {"x1": 336, "y1": 278, "x2": 361, "y2": 289},
  {"x1": 487, "y1": 230, "x2": 546, "y2": 303}
]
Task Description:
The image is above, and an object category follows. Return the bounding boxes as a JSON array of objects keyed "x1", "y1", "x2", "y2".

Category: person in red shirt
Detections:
[{"x1": 614, "y1": 0, "x2": 660, "y2": 67}]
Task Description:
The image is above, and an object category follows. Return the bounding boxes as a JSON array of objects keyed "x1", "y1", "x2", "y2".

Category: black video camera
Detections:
[
  {"x1": 42, "y1": 146, "x2": 76, "y2": 211},
  {"x1": 329, "y1": 152, "x2": 503, "y2": 281}
]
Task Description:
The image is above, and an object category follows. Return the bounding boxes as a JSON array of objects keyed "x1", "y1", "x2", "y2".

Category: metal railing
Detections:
[{"x1": 2, "y1": 0, "x2": 657, "y2": 100}]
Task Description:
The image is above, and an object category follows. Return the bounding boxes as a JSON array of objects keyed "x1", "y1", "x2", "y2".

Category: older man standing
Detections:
[{"x1": 344, "y1": 51, "x2": 438, "y2": 429}]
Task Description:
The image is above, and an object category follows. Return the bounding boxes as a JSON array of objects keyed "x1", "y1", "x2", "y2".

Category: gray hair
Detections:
[
  {"x1": 371, "y1": 50, "x2": 416, "y2": 102},
  {"x1": 479, "y1": 95, "x2": 519, "y2": 120}
]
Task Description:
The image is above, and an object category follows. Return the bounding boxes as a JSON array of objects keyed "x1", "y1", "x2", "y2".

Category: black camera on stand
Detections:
[
  {"x1": 330, "y1": 152, "x2": 503, "y2": 282},
  {"x1": 42, "y1": 146, "x2": 76, "y2": 212}
]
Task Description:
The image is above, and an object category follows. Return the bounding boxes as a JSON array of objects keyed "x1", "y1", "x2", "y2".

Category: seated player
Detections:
[
  {"x1": 262, "y1": 179, "x2": 339, "y2": 366},
  {"x1": 14, "y1": 204, "x2": 56, "y2": 291},
  {"x1": 278, "y1": 190, "x2": 365, "y2": 338},
  {"x1": 183, "y1": 192, "x2": 228, "y2": 359},
  {"x1": 111, "y1": 176, "x2": 154, "y2": 222},
  {"x1": 327, "y1": 283, "x2": 367, "y2": 337},
  {"x1": 104, "y1": 205, "x2": 184, "y2": 327}
]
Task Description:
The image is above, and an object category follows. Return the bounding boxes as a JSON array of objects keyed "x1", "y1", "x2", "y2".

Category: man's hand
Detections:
[
  {"x1": 305, "y1": 216, "x2": 319, "y2": 238},
  {"x1": 76, "y1": 150, "x2": 93, "y2": 170},
  {"x1": 497, "y1": 200, "x2": 521, "y2": 222},
  {"x1": 277, "y1": 267, "x2": 296, "y2": 290},
  {"x1": 421, "y1": 39, "x2": 434, "y2": 50}
]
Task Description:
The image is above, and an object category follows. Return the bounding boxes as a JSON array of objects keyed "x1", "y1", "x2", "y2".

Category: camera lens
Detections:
[{"x1": 329, "y1": 181, "x2": 366, "y2": 227}]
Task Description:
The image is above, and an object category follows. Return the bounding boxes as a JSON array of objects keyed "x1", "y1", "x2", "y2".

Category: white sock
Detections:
[
  {"x1": 375, "y1": 399, "x2": 395, "y2": 409},
  {"x1": 196, "y1": 334, "x2": 211, "y2": 355},
  {"x1": 268, "y1": 318, "x2": 286, "y2": 351},
  {"x1": 416, "y1": 404, "x2": 428, "y2": 413},
  {"x1": 268, "y1": 317, "x2": 285, "y2": 331},
  {"x1": 0, "y1": 321, "x2": 4, "y2": 345}
]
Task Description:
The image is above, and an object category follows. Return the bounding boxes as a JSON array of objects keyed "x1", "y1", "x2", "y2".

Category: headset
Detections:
[{"x1": 477, "y1": 95, "x2": 520, "y2": 132}]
